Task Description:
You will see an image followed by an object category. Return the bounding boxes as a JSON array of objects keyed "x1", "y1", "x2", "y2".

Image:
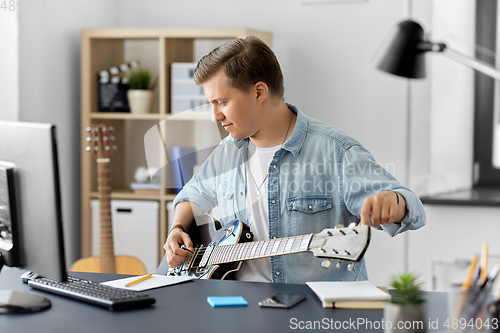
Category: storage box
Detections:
[
  {"x1": 171, "y1": 62, "x2": 209, "y2": 114},
  {"x1": 171, "y1": 62, "x2": 197, "y2": 80},
  {"x1": 172, "y1": 81, "x2": 205, "y2": 96},
  {"x1": 91, "y1": 199, "x2": 159, "y2": 273},
  {"x1": 171, "y1": 97, "x2": 210, "y2": 114}
]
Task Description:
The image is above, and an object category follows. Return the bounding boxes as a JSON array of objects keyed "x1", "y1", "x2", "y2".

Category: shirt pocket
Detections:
[
  {"x1": 217, "y1": 182, "x2": 235, "y2": 221},
  {"x1": 286, "y1": 196, "x2": 333, "y2": 234}
]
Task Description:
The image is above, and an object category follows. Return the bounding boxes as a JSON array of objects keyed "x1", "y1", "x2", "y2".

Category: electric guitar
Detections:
[
  {"x1": 71, "y1": 123, "x2": 147, "y2": 275},
  {"x1": 161, "y1": 215, "x2": 370, "y2": 280}
]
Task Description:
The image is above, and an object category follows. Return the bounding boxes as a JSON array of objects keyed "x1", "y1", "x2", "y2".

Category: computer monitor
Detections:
[{"x1": 0, "y1": 121, "x2": 68, "y2": 313}]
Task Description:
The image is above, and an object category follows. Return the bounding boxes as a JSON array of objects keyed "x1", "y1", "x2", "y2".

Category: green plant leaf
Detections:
[
  {"x1": 389, "y1": 272, "x2": 425, "y2": 306},
  {"x1": 127, "y1": 67, "x2": 156, "y2": 90}
]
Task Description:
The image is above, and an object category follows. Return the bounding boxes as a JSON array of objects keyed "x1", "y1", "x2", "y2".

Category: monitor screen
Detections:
[{"x1": 0, "y1": 121, "x2": 67, "y2": 282}]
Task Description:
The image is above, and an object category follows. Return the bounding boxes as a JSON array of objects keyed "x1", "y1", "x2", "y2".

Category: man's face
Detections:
[{"x1": 203, "y1": 69, "x2": 261, "y2": 140}]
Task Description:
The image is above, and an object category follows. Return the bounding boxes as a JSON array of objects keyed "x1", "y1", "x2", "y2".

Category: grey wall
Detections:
[
  {"x1": 0, "y1": 9, "x2": 19, "y2": 121},
  {"x1": 17, "y1": 0, "x2": 121, "y2": 266}
]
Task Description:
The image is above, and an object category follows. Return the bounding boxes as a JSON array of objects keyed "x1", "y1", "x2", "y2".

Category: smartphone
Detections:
[{"x1": 258, "y1": 293, "x2": 306, "y2": 308}]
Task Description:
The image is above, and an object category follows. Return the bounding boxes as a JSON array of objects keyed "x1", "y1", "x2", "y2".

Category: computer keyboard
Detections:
[{"x1": 24, "y1": 274, "x2": 156, "y2": 311}]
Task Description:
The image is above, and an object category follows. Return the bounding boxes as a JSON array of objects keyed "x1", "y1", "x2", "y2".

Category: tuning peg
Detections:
[
  {"x1": 103, "y1": 137, "x2": 108, "y2": 141},
  {"x1": 108, "y1": 126, "x2": 114, "y2": 132},
  {"x1": 110, "y1": 136, "x2": 116, "y2": 141},
  {"x1": 102, "y1": 127, "x2": 107, "y2": 132},
  {"x1": 86, "y1": 137, "x2": 91, "y2": 142},
  {"x1": 85, "y1": 146, "x2": 91, "y2": 152},
  {"x1": 335, "y1": 260, "x2": 342, "y2": 269},
  {"x1": 321, "y1": 259, "x2": 331, "y2": 268},
  {"x1": 86, "y1": 127, "x2": 91, "y2": 132},
  {"x1": 105, "y1": 146, "x2": 110, "y2": 151},
  {"x1": 94, "y1": 146, "x2": 98, "y2": 151},
  {"x1": 112, "y1": 145, "x2": 117, "y2": 150},
  {"x1": 347, "y1": 262, "x2": 354, "y2": 271}
]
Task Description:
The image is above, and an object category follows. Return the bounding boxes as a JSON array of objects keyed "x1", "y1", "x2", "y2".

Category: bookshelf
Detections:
[{"x1": 80, "y1": 28, "x2": 272, "y2": 264}]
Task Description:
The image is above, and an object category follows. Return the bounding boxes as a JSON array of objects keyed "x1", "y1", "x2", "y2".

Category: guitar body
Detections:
[
  {"x1": 71, "y1": 256, "x2": 147, "y2": 275},
  {"x1": 178, "y1": 219, "x2": 253, "y2": 280}
]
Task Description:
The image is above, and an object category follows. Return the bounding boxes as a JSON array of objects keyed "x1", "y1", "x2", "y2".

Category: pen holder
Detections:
[{"x1": 487, "y1": 300, "x2": 500, "y2": 333}]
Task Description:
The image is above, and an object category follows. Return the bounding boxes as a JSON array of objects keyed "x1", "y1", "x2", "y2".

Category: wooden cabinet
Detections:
[{"x1": 80, "y1": 28, "x2": 272, "y2": 264}]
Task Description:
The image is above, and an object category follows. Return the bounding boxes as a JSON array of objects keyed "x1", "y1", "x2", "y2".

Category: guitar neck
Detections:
[
  {"x1": 206, "y1": 234, "x2": 313, "y2": 266},
  {"x1": 97, "y1": 159, "x2": 115, "y2": 274}
]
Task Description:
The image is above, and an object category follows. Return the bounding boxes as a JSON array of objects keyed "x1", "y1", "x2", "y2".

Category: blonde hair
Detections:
[{"x1": 194, "y1": 36, "x2": 284, "y2": 98}]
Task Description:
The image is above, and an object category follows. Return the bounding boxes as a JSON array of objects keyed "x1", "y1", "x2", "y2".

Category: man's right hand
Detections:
[{"x1": 164, "y1": 227, "x2": 194, "y2": 268}]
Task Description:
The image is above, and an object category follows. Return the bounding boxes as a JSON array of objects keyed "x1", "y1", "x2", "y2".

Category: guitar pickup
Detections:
[{"x1": 198, "y1": 245, "x2": 214, "y2": 268}]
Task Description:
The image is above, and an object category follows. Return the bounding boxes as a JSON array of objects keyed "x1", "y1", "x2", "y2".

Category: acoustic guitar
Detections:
[
  {"x1": 161, "y1": 215, "x2": 370, "y2": 280},
  {"x1": 71, "y1": 123, "x2": 146, "y2": 275}
]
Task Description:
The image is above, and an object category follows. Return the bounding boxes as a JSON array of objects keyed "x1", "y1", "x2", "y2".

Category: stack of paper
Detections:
[{"x1": 307, "y1": 281, "x2": 391, "y2": 309}]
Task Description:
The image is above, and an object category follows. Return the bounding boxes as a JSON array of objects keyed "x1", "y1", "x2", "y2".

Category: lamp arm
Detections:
[{"x1": 442, "y1": 46, "x2": 500, "y2": 81}]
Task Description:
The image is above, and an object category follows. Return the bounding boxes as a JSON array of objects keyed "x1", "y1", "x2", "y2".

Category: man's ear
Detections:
[{"x1": 254, "y1": 81, "x2": 268, "y2": 104}]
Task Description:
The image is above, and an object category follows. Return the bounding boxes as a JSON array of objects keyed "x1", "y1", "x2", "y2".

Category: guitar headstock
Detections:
[
  {"x1": 85, "y1": 124, "x2": 117, "y2": 159},
  {"x1": 308, "y1": 225, "x2": 370, "y2": 262}
]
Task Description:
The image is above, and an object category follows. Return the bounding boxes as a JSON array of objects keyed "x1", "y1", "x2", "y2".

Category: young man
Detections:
[{"x1": 164, "y1": 36, "x2": 425, "y2": 284}]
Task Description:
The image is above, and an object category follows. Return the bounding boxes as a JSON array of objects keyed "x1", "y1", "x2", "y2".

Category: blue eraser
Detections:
[{"x1": 207, "y1": 296, "x2": 248, "y2": 307}]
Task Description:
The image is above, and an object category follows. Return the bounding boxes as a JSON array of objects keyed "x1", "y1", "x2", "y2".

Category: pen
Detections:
[{"x1": 125, "y1": 274, "x2": 153, "y2": 287}]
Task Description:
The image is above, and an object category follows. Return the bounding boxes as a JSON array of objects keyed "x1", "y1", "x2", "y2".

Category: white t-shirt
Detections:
[{"x1": 235, "y1": 141, "x2": 281, "y2": 282}]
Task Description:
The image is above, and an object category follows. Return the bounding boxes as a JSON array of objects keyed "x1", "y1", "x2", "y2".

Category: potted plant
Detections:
[
  {"x1": 126, "y1": 67, "x2": 157, "y2": 113},
  {"x1": 384, "y1": 273, "x2": 427, "y2": 333}
]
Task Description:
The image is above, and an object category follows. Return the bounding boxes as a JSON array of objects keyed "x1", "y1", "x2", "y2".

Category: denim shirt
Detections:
[{"x1": 173, "y1": 103, "x2": 426, "y2": 284}]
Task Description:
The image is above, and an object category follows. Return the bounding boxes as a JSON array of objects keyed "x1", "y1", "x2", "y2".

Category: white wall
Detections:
[
  {"x1": 0, "y1": 9, "x2": 19, "y2": 121},
  {"x1": 409, "y1": 205, "x2": 500, "y2": 291}
]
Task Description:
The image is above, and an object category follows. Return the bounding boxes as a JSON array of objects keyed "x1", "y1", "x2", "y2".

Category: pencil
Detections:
[
  {"x1": 125, "y1": 274, "x2": 153, "y2": 287},
  {"x1": 454, "y1": 255, "x2": 480, "y2": 319},
  {"x1": 481, "y1": 244, "x2": 488, "y2": 283},
  {"x1": 462, "y1": 255, "x2": 479, "y2": 291}
]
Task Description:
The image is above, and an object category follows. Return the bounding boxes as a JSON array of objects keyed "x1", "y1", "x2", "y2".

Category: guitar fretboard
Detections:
[
  {"x1": 205, "y1": 234, "x2": 313, "y2": 266},
  {"x1": 97, "y1": 160, "x2": 115, "y2": 274}
]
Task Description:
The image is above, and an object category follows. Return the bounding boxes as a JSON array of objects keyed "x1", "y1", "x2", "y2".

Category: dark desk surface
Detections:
[{"x1": 0, "y1": 268, "x2": 450, "y2": 333}]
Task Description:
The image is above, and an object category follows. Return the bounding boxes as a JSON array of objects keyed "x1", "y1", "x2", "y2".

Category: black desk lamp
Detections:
[{"x1": 376, "y1": 19, "x2": 500, "y2": 80}]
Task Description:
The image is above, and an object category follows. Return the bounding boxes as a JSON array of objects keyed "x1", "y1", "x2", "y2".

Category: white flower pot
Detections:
[
  {"x1": 127, "y1": 90, "x2": 154, "y2": 114},
  {"x1": 384, "y1": 302, "x2": 427, "y2": 333}
]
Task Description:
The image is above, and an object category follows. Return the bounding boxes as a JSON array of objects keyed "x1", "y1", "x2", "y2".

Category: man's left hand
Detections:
[{"x1": 359, "y1": 191, "x2": 406, "y2": 227}]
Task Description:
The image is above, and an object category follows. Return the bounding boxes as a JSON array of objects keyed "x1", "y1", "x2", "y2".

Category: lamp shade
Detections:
[{"x1": 376, "y1": 20, "x2": 427, "y2": 79}]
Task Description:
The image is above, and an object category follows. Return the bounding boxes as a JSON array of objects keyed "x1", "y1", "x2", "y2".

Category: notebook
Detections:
[{"x1": 307, "y1": 281, "x2": 391, "y2": 308}]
